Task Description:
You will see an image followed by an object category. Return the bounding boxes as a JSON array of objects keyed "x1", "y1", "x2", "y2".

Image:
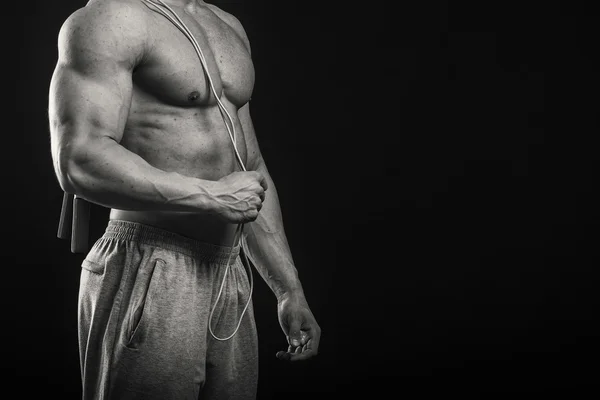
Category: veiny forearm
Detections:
[
  {"x1": 243, "y1": 160, "x2": 304, "y2": 300},
  {"x1": 59, "y1": 136, "x2": 217, "y2": 213}
]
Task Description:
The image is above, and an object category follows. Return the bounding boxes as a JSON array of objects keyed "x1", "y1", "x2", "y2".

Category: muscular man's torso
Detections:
[{"x1": 101, "y1": 0, "x2": 254, "y2": 245}]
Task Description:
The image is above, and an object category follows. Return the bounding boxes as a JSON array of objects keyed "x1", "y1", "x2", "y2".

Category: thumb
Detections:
[{"x1": 287, "y1": 319, "x2": 302, "y2": 347}]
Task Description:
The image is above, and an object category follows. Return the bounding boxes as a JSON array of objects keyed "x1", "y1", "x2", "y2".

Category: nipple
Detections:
[{"x1": 188, "y1": 91, "x2": 200, "y2": 102}]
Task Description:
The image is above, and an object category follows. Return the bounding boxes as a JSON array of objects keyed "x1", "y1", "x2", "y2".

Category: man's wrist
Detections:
[
  {"x1": 194, "y1": 178, "x2": 222, "y2": 214},
  {"x1": 276, "y1": 286, "x2": 305, "y2": 302}
]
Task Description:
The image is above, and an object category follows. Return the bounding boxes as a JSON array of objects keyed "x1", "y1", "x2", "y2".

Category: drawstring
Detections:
[{"x1": 140, "y1": 0, "x2": 254, "y2": 341}]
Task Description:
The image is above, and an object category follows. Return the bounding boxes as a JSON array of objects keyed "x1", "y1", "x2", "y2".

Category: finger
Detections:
[
  {"x1": 253, "y1": 192, "x2": 264, "y2": 207},
  {"x1": 287, "y1": 320, "x2": 303, "y2": 347},
  {"x1": 277, "y1": 337, "x2": 316, "y2": 361},
  {"x1": 300, "y1": 338, "x2": 319, "y2": 358},
  {"x1": 247, "y1": 209, "x2": 259, "y2": 222},
  {"x1": 300, "y1": 330, "x2": 309, "y2": 345},
  {"x1": 307, "y1": 326, "x2": 321, "y2": 353},
  {"x1": 303, "y1": 338, "x2": 313, "y2": 352},
  {"x1": 260, "y1": 173, "x2": 268, "y2": 191},
  {"x1": 285, "y1": 349, "x2": 318, "y2": 362}
]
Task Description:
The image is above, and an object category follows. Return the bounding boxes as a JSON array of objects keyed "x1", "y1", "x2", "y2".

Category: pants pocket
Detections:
[
  {"x1": 81, "y1": 240, "x2": 108, "y2": 275},
  {"x1": 126, "y1": 258, "x2": 165, "y2": 348},
  {"x1": 79, "y1": 249, "x2": 107, "y2": 311},
  {"x1": 81, "y1": 259, "x2": 105, "y2": 275}
]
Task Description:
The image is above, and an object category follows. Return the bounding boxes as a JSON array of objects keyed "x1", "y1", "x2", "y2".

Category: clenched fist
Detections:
[{"x1": 212, "y1": 171, "x2": 268, "y2": 223}]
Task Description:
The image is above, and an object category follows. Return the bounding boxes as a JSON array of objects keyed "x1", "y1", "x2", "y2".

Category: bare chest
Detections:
[{"x1": 133, "y1": 6, "x2": 254, "y2": 107}]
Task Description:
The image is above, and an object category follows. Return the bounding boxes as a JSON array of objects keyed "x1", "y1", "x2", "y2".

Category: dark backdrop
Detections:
[{"x1": 4, "y1": 0, "x2": 599, "y2": 398}]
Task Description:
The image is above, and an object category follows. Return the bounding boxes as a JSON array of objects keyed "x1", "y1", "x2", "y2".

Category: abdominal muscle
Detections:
[{"x1": 110, "y1": 99, "x2": 247, "y2": 247}]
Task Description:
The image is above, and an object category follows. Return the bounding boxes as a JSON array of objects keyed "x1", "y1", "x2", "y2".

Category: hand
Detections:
[
  {"x1": 213, "y1": 171, "x2": 268, "y2": 223},
  {"x1": 276, "y1": 292, "x2": 321, "y2": 362}
]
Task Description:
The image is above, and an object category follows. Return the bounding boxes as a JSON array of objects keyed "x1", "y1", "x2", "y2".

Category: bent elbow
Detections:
[{"x1": 55, "y1": 145, "x2": 93, "y2": 196}]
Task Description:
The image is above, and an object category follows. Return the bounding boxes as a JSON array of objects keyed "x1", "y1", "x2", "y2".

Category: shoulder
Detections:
[
  {"x1": 206, "y1": 4, "x2": 251, "y2": 52},
  {"x1": 57, "y1": 0, "x2": 149, "y2": 66}
]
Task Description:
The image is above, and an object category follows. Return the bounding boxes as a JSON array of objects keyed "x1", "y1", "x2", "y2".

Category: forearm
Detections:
[
  {"x1": 244, "y1": 160, "x2": 304, "y2": 300},
  {"x1": 58, "y1": 137, "x2": 217, "y2": 213}
]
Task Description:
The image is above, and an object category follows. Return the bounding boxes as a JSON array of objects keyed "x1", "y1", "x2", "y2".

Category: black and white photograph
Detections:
[{"x1": 4, "y1": 0, "x2": 598, "y2": 398}]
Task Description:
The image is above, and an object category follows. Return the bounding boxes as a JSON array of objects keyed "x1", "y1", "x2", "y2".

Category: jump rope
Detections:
[{"x1": 140, "y1": 0, "x2": 254, "y2": 341}]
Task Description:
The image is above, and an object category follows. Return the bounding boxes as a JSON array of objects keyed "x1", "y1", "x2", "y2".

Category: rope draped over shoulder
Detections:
[{"x1": 140, "y1": 0, "x2": 253, "y2": 342}]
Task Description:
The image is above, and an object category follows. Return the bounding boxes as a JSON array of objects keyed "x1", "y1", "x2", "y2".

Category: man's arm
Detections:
[
  {"x1": 48, "y1": 3, "x2": 265, "y2": 222},
  {"x1": 240, "y1": 104, "x2": 303, "y2": 299},
  {"x1": 240, "y1": 103, "x2": 321, "y2": 361},
  {"x1": 213, "y1": 8, "x2": 320, "y2": 360},
  {"x1": 220, "y1": 9, "x2": 305, "y2": 300}
]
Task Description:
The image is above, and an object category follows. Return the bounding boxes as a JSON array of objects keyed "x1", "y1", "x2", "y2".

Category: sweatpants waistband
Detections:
[{"x1": 103, "y1": 220, "x2": 241, "y2": 264}]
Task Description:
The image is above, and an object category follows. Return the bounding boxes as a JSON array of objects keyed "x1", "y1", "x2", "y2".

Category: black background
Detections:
[{"x1": 4, "y1": 0, "x2": 599, "y2": 398}]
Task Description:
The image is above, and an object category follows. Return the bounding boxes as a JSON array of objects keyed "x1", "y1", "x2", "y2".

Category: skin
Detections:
[{"x1": 48, "y1": 0, "x2": 320, "y2": 362}]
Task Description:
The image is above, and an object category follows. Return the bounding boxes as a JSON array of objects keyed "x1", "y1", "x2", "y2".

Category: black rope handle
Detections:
[{"x1": 57, "y1": 192, "x2": 91, "y2": 254}]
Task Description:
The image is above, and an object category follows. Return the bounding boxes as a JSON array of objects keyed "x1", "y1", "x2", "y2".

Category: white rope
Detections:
[{"x1": 141, "y1": 0, "x2": 254, "y2": 341}]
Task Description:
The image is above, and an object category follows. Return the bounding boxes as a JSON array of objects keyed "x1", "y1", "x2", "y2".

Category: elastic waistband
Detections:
[{"x1": 103, "y1": 220, "x2": 240, "y2": 264}]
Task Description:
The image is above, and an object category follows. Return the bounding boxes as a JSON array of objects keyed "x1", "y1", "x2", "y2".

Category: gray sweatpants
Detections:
[{"x1": 78, "y1": 220, "x2": 258, "y2": 400}]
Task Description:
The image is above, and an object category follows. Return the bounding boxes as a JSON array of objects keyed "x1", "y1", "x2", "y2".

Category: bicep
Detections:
[
  {"x1": 48, "y1": 5, "x2": 145, "y2": 163},
  {"x1": 49, "y1": 61, "x2": 133, "y2": 149}
]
